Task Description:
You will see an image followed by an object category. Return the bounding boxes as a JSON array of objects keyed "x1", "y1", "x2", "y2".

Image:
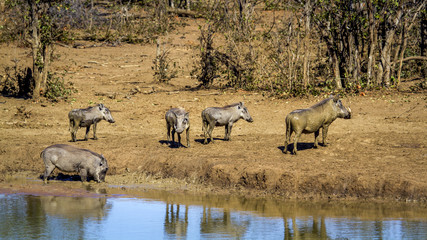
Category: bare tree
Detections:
[
  {"x1": 366, "y1": 0, "x2": 377, "y2": 86},
  {"x1": 395, "y1": 1, "x2": 425, "y2": 86},
  {"x1": 302, "y1": 0, "x2": 313, "y2": 88},
  {"x1": 28, "y1": 0, "x2": 52, "y2": 99},
  {"x1": 377, "y1": 4, "x2": 403, "y2": 87}
]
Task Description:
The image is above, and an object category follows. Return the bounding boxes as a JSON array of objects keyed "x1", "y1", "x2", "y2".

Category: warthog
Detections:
[
  {"x1": 68, "y1": 104, "x2": 115, "y2": 142},
  {"x1": 41, "y1": 144, "x2": 108, "y2": 183},
  {"x1": 284, "y1": 95, "x2": 351, "y2": 154},
  {"x1": 165, "y1": 108, "x2": 190, "y2": 147},
  {"x1": 202, "y1": 102, "x2": 253, "y2": 144}
]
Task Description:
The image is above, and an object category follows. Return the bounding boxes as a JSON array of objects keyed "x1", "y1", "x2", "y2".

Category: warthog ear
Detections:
[
  {"x1": 237, "y1": 102, "x2": 244, "y2": 109},
  {"x1": 99, "y1": 154, "x2": 106, "y2": 166},
  {"x1": 98, "y1": 103, "x2": 104, "y2": 110},
  {"x1": 185, "y1": 112, "x2": 189, "y2": 118}
]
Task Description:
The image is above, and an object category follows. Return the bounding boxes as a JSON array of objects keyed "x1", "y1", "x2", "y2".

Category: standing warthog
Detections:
[
  {"x1": 165, "y1": 108, "x2": 190, "y2": 147},
  {"x1": 41, "y1": 144, "x2": 108, "y2": 183},
  {"x1": 284, "y1": 95, "x2": 351, "y2": 154},
  {"x1": 68, "y1": 104, "x2": 115, "y2": 142},
  {"x1": 202, "y1": 102, "x2": 253, "y2": 144}
]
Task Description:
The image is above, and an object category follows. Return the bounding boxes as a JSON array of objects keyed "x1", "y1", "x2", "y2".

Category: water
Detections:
[{"x1": 1, "y1": 188, "x2": 426, "y2": 239}]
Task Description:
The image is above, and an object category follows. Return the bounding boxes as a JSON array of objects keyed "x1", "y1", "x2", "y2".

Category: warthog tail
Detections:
[{"x1": 40, "y1": 149, "x2": 45, "y2": 159}]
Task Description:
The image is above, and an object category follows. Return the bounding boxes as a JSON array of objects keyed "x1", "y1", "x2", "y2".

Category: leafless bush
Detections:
[
  {"x1": 152, "y1": 40, "x2": 178, "y2": 83},
  {"x1": 0, "y1": 62, "x2": 33, "y2": 98},
  {"x1": 191, "y1": 24, "x2": 218, "y2": 87}
]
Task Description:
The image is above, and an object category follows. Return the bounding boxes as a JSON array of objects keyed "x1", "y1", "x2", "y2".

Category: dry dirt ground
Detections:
[{"x1": 0, "y1": 19, "x2": 426, "y2": 202}]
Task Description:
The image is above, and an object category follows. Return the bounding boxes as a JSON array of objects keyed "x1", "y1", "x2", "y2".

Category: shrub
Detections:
[{"x1": 44, "y1": 72, "x2": 76, "y2": 102}]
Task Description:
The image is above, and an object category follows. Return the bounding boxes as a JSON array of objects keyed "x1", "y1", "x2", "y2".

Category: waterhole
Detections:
[{"x1": 1, "y1": 184, "x2": 426, "y2": 239}]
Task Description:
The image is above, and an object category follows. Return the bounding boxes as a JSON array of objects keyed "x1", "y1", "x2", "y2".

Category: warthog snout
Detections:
[
  {"x1": 344, "y1": 107, "x2": 351, "y2": 119},
  {"x1": 174, "y1": 125, "x2": 185, "y2": 134}
]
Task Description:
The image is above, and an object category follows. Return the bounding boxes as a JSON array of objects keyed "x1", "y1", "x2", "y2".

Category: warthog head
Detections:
[
  {"x1": 98, "y1": 104, "x2": 115, "y2": 123},
  {"x1": 174, "y1": 112, "x2": 189, "y2": 134},
  {"x1": 238, "y1": 102, "x2": 253, "y2": 123},
  {"x1": 332, "y1": 95, "x2": 351, "y2": 119},
  {"x1": 95, "y1": 155, "x2": 108, "y2": 183}
]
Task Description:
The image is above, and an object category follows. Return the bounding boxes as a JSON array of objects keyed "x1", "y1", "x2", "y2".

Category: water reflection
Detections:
[
  {"x1": 0, "y1": 194, "x2": 111, "y2": 239},
  {"x1": 200, "y1": 207, "x2": 249, "y2": 239},
  {"x1": 0, "y1": 190, "x2": 426, "y2": 239},
  {"x1": 164, "y1": 203, "x2": 188, "y2": 239}
]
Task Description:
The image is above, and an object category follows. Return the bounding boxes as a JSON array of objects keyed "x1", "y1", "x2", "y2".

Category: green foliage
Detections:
[{"x1": 44, "y1": 71, "x2": 76, "y2": 102}]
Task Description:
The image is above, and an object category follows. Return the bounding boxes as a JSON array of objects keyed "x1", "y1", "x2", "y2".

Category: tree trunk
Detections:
[
  {"x1": 347, "y1": 31, "x2": 355, "y2": 84},
  {"x1": 397, "y1": 2, "x2": 424, "y2": 86},
  {"x1": 41, "y1": 44, "x2": 51, "y2": 93},
  {"x1": 396, "y1": 27, "x2": 407, "y2": 86},
  {"x1": 302, "y1": 0, "x2": 312, "y2": 88},
  {"x1": 379, "y1": 8, "x2": 403, "y2": 87},
  {"x1": 366, "y1": 0, "x2": 377, "y2": 86},
  {"x1": 420, "y1": 4, "x2": 426, "y2": 79},
  {"x1": 0, "y1": 0, "x2": 5, "y2": 12},
  {"x1": 323, "y1": 20, "x2": 342, "y2": 89},
  {"x1": 332, "y1": 49, "x2": 342, "y2": 89},
  {"x1": 29, "y1": 0, "x2": 42, "y2": 99}
]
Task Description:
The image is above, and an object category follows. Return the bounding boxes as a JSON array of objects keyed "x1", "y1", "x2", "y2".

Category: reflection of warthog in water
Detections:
[
  {"x1": 40, "y1": 195, "x2": 109, "y2": 220},
  {"x1": 202, "y1": 102, "x2": 253, "y2": 144},
  {"x1": 68, "y1": 104, "x2": 115, "y2": 142},
  {"x1": 201, "y1": 207, "x2": 248, "y2": 238},
  {"x1": 41, "y1": 144, "x2": 108, "y2": 183},
  {"x1": 165, "y1": 108, "x2": 190, "y2": 147},
  {"x1": 284, "y1": 95, "x2": 351, "y2": 154},
  {"x1": 164, "y1": 203, "x2": 189, "y2": 238}
]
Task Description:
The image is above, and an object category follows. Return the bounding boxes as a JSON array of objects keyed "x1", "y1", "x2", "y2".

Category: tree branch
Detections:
[{"x1": 391, "y1": 56, "x2": 427, "y2": 65}]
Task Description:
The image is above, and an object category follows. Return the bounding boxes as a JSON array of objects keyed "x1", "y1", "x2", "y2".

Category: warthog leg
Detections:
[
  {"x1": 84, "y1": 126, "x2": 90, "y2": 141},
  {"x1": 322, "y1": 125, "x2": 330, "y2": 146},
  {"x1": 69, "y1": 119, "x2": 78, "y2": 142},
  {"x1": 208, "y1": 123, "x2": 215, "y2": 143},
  {"x1": 166, "y1": 124, "x2": 171, "y2": 143},
  {"x1": 314, "y1": 130, "x2": 320, "y2": 148},
  {"x1": 293, "y1": 131, "x2": 302, "y2": 155},
  {"x1": 225, "y1": 124, "x2": 233, "y2": 141},
  {"x1": 202, "y1": 120, "x2": 208, "y2": 144},
  {"x1": 177, "y1": 132, "x2": 182, "y2": 147},
  {"x1": 171, "y1": 129, "x2": 176, "y2": 146},
  {"x1": 79, "y1": 169, "x2": 87, "y2": 182},
  {"x1": 93, "y1": 122, "x2": 98, "y2": 140},
  {"x1": 283, "y1": 122, "x2": 293, "y2": 154},
  {"x1": 43, "y1": 165, "x2": 56, "y2": 183},
  {"x1": 186, "y1": 128, "x2": 190, "y2": 147}
]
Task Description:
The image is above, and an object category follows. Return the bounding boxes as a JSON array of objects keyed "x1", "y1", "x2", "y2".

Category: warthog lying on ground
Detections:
[
  {"x1": 202, "y1": 102, "x2": 253, "y2": 144},
  {"x1": 68, "y1": 104, "x2": 115, "y2": 142},
  {"x1": 284, "y1": 95, "x2": 351, "y2": 154},
  {"x1": 165, "y1": 108, "x2": 190, "y2": 147},
  {"x1": 41, "y1": 144, "x2": 108, "y2": 183}
]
